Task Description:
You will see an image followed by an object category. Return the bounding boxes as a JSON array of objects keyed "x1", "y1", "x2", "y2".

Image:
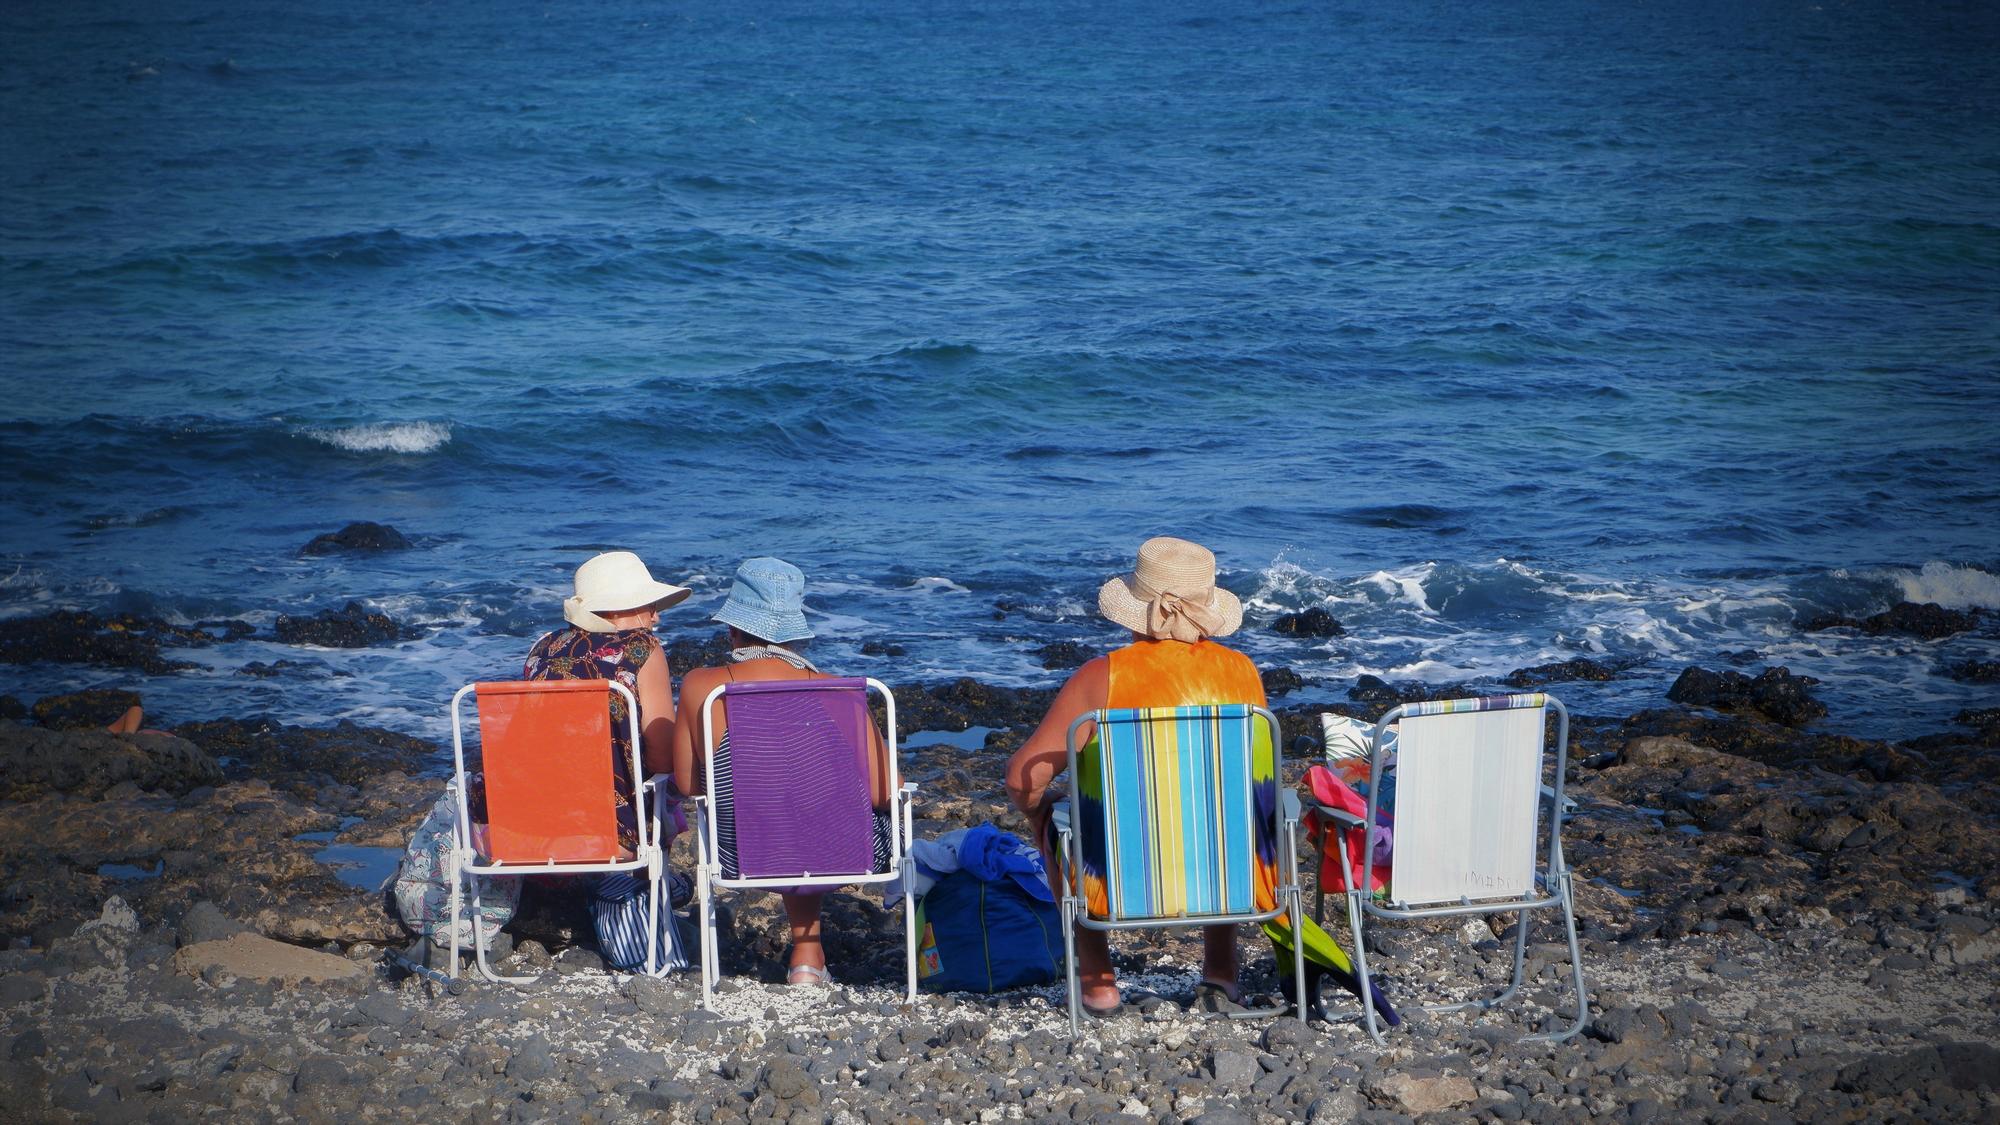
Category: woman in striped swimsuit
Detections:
[{"x1": 672, "y1": 557, "x2": 892, "y2": 986}]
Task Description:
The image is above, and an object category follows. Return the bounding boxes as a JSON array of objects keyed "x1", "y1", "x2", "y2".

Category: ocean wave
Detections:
[
  {"x1": 1883, "y1": 561, "x2": 2000, "y2": 611},
  {"x1": 304, "y1": 422, "x2": 451, "y2": 454}
]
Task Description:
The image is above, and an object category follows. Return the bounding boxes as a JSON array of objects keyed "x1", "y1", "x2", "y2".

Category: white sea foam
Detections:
[
  {"x1": 1883, "y1": 561, "x2": 2000, "y2": 610},
  {"x1": 907, "y1": 576, "x2": 970, "y2": 594},
  {"x1": 1361, "y1": 567, "x2": 1434, "y2": 612},
  {"x1": 307, "y1": 421, "x2": 452, "y2": 454}
]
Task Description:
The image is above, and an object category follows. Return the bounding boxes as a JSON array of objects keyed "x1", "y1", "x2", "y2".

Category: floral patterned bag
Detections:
[{"x1": 392, "y1": 786, "x2": 520, "y2": 948}]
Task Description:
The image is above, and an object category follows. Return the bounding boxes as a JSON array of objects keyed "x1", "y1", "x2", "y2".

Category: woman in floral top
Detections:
[
  {"x1": 522, "y1": 622, "x2": 670, "y2": 849},
  {"x1": 517, "y1": 550, "x2": 695, "y2": 973}
]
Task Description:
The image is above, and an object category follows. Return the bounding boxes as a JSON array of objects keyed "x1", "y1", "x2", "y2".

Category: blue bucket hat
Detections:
[{"x1": 712, "y1": 557, "x2": 814, "y2": 644}]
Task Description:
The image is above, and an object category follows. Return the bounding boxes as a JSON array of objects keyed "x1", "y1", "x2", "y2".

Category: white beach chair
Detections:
[{"x1": 1317, "y1": 692, "x2": 1589, "y2": 1043}]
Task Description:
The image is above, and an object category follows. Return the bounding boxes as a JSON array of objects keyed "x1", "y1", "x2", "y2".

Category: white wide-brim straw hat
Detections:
[
  {"x1": 1098, "y1": 536, "x2": 1243, "y2": 643},
  {"x1": 563, "y1": 550, "x2": 692, "y2": 633}
]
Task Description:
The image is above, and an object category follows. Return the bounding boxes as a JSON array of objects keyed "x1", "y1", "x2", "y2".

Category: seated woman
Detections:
[
  {"x1": 1005, "y1": 536, "x2": 1267, "y2": 1017},
  {"x1": 519, "y1": 549, "x2": 694, "y2": 973},
  {"x1": 672, "y1": 557, "x2": 892, "y2": 986}
]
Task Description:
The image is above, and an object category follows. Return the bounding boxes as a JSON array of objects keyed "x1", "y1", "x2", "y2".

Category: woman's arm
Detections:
[
  {"x1": 670, "y1": 667, "x2": 721, "y2": 797},
  {"x1": 1004, "y1": 657, "x2": 1110, "y2": 822},
  {"x1": 634, "y1": 648, "x2": 675, "y2": 780}
]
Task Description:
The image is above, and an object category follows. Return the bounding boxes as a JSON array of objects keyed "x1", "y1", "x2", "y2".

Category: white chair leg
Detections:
[
  {"x1": 1062, "y1": 897, "x2": 1081, "y2": 1038},
  {"x1": 1347, "y1": 889, "x2": 1385, "y2": 1045},
  {"x1": 1527, "y1": 871, "x2": 1591, "y2": 1043},
  {"x1": 446, "y1": 853, "x2": 462, "y2": 980}
]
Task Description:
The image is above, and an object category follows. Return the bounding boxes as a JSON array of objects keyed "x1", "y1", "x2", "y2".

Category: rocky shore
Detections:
[{"x1": 3, "y1": 641, "x2": 1999, "y2": 1122}]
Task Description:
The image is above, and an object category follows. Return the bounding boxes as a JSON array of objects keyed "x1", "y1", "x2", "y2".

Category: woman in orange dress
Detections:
[{"x1": 1006, "y1": 537, "x2": 1269, "y2": 1017}]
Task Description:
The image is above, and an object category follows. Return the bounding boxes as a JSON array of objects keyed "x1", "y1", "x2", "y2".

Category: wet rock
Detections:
[
  {"x1": 1666, "y1": 665, "x2": 1826, "y2": 727},
  {"x1": 0, "y1": 725, "x2": 221, "y2": 800},
  {"x1": 1261, "y1": 667, "x2": 1305, "y2": 697},
  {"x1": 891, "y1": 678, "x2": 1057, "y2": 734},
  {"x1": 661, "y1": 633, "x2": 732, "y2": 679},
  {"x1": 1801, "y1": 601, "x2": 1980, "y2": 640},
  {"x1": 1272, "y1": 608, "x2": 1345, "y2": 638},
  {"x1": 171, "y1": 932, "x2": 365, "y2": 984},
  {"x1": 170, "y1": 716, "x2": 433, "y2": 787},
  {"x1": 30, "y1": 689, "x2": 143, "y2": 731},
  {"x1": 237, "y1": 660, "x2": 307, "y2": 679},
  {"x1": 0, "y1": 695, "x2": 24, "y2": 721},
  {"x1": 300, "y1": 521, "x2": 411, "y2": 555},
  {"x1": 1505, "y1": 659, "x2": 1616, "y2": 688},
  {"x1": 273, "y1": 601, "x2": 406, "y2": 648},
  {"x1": 1364, "y1": 1072, "x2": 1476, "y2": 1114},
  {"x1": 1348, "y1": 674, "x2": 1406, "y2": 708},
  {"x1": 1943, "y1": 659, "x2": 2000, "y2": 684},
  {"x1": 0, "y1": 610, "x2": 214, "y2": 674},
  {"x1": 1034, "y1": 641, "x2": 1091, "y2": 670},
  {"x1": 860, "y1": 640, "x2": 907, "y2": 657}
]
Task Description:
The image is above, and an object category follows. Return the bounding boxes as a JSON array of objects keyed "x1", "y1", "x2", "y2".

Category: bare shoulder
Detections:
[{"x1": 680, "y1": 664, "x2": 728, "y2": 703}]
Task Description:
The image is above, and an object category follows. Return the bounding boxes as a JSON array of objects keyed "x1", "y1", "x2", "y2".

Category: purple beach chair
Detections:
[{"x1": 692, "y1": 677, "x2": 917, "y2": 1007}]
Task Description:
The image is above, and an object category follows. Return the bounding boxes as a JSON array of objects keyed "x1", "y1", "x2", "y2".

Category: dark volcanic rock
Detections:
[
  {"x1": 1943, "y1": 659, "x2": 2000, "y2": 684},
  {"x1": 1260, "y1": 667, "x2": 1305, "y2": 697},
  {"x1": 891, "y1": 678, "x2": 1058, "y2": 734},
  {"x1": 1343, "y1": 675, "x2": 1477, "y2": 720},
  {"x1": 31, "y1": 689, "x2": 143, "y2": 730},
  {"x1": 1505, "y1": 658, "x2": 1617, "y2": 688},
  {"x1": 0, "y1": 695, "x2": 25, "y2": 721},
  {"x1": 1801, "y1": 601, "x2": 1980, "y2": 640},
  {"x1": 1667, "y1": 665, "x2": 1826, "y2": 727},
  {"x1": 0, "y1": 610, "x2": 226, "y2": 674},
  {"x1": 1034, "y1": 641, "x2": 1091, "y2": 670},
  {"x1": 171, "y1": 717, "x2": 434, "y2": 788},
  {"x1": 661, "y1": 633, "x2": 732, "y2": 679},
  {"x1": 300, "y1": 521, "x2": 412, "y2": 555},
  {"x1": 273, "y1": 602, "x2": 405, "y2": 648},
  {"x1": 0, "y1": 726, "x2": 221, "y2": 800},
  {"x1": 860, "y1": 641, "x2": 907, "y2": 657},
  {"x1": 1271, "y1": 608, "x2": 1345, "y2": 638}
]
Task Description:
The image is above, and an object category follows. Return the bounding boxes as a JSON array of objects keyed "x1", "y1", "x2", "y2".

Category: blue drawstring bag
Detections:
[{"x1": 915, "y1": 869, "x2": 1065, "y2": 993}]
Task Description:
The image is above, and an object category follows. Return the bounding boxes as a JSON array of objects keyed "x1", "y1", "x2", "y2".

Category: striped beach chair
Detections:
[
  {"x1": 1059, "y1": 703, "x2": 1307, "y2": 1035},
  {"x1": 1314, "y1": 693, "x2": 1589, "y2": 1043}
]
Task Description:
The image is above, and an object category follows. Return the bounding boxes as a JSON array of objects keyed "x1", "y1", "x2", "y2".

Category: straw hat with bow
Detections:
[{"x1": 1097, "y1": 537, "x2": 1243, "y2": 643}]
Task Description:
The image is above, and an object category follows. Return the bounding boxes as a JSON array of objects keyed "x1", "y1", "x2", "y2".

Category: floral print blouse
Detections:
[{"x1": 519, "y1": 625, "x2": 663, "y2": 848}]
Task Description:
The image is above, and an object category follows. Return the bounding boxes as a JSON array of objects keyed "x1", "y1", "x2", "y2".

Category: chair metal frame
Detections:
[
  {"x1": 447, "y1": 679, "x2": 671, "y2": 983},
  {"x1": 1309, "y1": 693, "x2": 1588, "y2": 1043},
  {"x1": 691, "y1": 677, "x2": 918, "y2": 1008},
  {"x1": 1059, "y1": 704, "x2": 1308, "y2": 1036}
]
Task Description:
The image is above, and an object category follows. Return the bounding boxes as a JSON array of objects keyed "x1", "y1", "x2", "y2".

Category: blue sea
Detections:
[{"x1": 3, "y1": 0, "x2": 1997, "y2": 741}]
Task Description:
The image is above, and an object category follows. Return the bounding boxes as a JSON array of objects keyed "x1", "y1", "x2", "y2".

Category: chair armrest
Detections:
[
  {"x1": 640, "y1": 772, "x2": 675, "y2": 797},
  {"x1": 1539, "y1": 784, "x2": 1578, "y2": 814},
  {"x1": 1281, "y1": 790, "x2": 1302, "y2": 823},
  {"x1": 1300, "y1": 793, "x2": 1365, "y2": 830}
]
